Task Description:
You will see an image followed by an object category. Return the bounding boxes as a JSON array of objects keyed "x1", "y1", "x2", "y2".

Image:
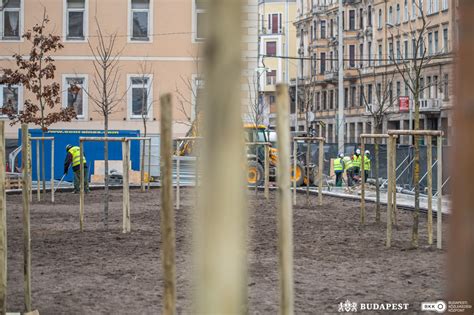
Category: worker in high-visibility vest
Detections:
[
  {"x1": 364, "y1": 150, "x2": 371, "y2": 183},
  {"x1": 343, "y1": 155, "x2": 354, "y2": 187},
  {"x1": 64, "y1": 144, "x2": 89, "y2": 194},
  {"x1": 333, "y1": 153, "x2": 345, "y2": 187},
  {"x1": 352, "y1": 148, "x2": 362, "y2": 176}
]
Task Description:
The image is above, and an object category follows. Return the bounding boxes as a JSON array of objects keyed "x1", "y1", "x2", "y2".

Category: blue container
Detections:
[{"x1": 18, "y1": 129, "x2": 141, "y2": 182}]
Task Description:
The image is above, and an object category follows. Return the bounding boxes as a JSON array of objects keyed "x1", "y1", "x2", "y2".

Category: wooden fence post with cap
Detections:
[
  {"x1": 21, "y1": 124, "x2": 32, "y2": 312},
  {"x1": 0, "y1": 121, "x2": 6, "y2": 314}
]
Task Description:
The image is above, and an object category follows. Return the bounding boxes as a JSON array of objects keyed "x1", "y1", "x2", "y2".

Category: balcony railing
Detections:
[{"x1": 420, "y1": 98, "x2": 442, "y2": 112}]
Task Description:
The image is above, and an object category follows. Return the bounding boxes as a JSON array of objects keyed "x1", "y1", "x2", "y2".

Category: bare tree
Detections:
[
  {"x1": 0, "y1": 9, "x2": 76, "y2": 198},
  {"x1": 86, "y1": 19, "x2": 125, "y2": 228},
  {"x1": 391, "y1": 2, "x2": 435, "y2": 248}
]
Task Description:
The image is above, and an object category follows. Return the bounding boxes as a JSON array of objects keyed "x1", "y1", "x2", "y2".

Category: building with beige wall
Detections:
[
  {"x1": 294, "y1": 0, "x2": 456, "y2": 144},
  {"x1": 0, "y1": 0, "x2": 258, "y2": 140}
]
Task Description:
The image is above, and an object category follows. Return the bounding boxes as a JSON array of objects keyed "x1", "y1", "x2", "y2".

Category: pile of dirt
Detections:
[{"x1": 5, "y1": 188, "x2": 446, "y2": 314}]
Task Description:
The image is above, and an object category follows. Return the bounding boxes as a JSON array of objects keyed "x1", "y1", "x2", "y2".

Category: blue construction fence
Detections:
[
  {"x1": 297, "y1": 142, "x2": 450, "y2": 194},
  {"x1": 18, "y1": 129, "x2": 141, "y2": 183}
]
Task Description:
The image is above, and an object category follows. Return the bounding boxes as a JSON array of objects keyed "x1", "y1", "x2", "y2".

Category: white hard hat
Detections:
[
  {"x1": 356, "y1": 148, "x2": 361, "y2": 154},
  {"x1": 338, "y1": 153, "x2": 344, "y2": 158},
  {"x1": 365, "y1": 150, "x2": 370, "y2": 155}
]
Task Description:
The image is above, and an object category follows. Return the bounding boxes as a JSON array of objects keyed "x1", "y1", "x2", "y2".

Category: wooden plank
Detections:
[
  {"x1": 437, "y1": 136, "x2": 442, "y2": 249},
  {"x1": 122, "y1": 140, "x2": 130, "y2": 233},
  {"x1": 386, "y1": 136, "x2": 393, "y2": 248},
  {"x1": 160, "y1": 94, "x2": 176, "y2": 314},
  {"x1": 264, "y1": 144, "x2": 270, "y2": 200},
  {"x1": 79, "y1": 141, "x2": 84, "y2": 232},
  {"x1": 426, "y1": 136, "x2": 433, "y2": 245},
  {"x1": 387, "y1": 130, "x2": 443, "y2": 136},
  {"x1": 276, "y1": 84, "x2": 294, "y2": 314},
  {"x1": 391, "y1": 137, "x2": 398, "y2": 227},
  {"x1": 21, "y1": 124, "x2": 32, "y2": 311},
  {"x1": 292, "y1": 141, "x2": 297, "y2": 206},
  {"x1": 0, "y1": 121, "x2": 6, "y2": 314}
]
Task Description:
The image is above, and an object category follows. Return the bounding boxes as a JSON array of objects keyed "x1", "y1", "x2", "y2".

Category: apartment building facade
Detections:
[
  {"x1": 294, "y1": 0, "x2": 456, "y2": 144},
  {"x1": 258, "y1": 0, "x2": 297, "y2": 127},
  {"x1": 0, "y1": 0, "x2": 258, "y2": 139}
]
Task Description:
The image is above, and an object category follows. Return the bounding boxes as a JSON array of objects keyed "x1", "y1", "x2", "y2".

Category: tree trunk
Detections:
[
  {"x1": 104, "y1": 117, "x2": 109, "y2": 229},
  {"x1": 412, "y1": 94, "x2": 421, "y2": 248}
]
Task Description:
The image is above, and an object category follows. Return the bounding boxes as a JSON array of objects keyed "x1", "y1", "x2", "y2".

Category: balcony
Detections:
[
  {"x1": 313, "y1": 5, "x2": 328, "y2": 15},
  {"x1": 419, "y1": 98, "x2": 442, "y2": 112},
  {"x1": 324, "y1": 71, "x2": 337, "y2": 82}
]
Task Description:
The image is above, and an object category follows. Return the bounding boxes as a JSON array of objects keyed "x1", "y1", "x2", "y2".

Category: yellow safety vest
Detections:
[
  {"x1": 343, "y1": 157, "x2": 353, "y2": 170},
  {"x1": 69, "y1": 146, "x2": 86, "y2": 167},
  {"x1": 364, "y1": 156, "x2": 371, "y2": 171},
  {"x1": 352, "y1": 154, "x2": 361, "y2": 167},
  {"x1": 333, "y1": 158, "x2": 343, "y2": 171}
]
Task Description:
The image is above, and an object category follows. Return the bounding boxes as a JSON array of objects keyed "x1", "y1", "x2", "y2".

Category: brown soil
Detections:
[{"x1": 5, "y1": 188, "x2": 447, "y2": 314}]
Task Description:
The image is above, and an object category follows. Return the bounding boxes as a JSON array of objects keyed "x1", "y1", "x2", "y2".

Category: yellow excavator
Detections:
[{"x1": 175, "y1": 117, "x2": 305, "y2": 186}]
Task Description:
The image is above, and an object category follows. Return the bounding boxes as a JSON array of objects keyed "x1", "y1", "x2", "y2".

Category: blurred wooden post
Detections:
[
  {"x1": 0, "y1": 121, "x2": 6, "y2": 314},
  {"x1": 147, "y1": 138, "x2": 151, "y2": 190},
  {"x1": 21, "y1": 124, "x2": 32, "y2": 311},
  {"x1": 36, "y1": 140, "x2": 40, "y2": 201},
  {"x1": 194, "y1": 0, "x2": 247, "y2": 312},
  {"x1": 28, "y1": 143, "x2": 32, "y2": 202},
  {"x1": 51, "y1": 140, "x2": 55, "y2": 203},
  {"x1": 318, "y1": 139, "x2": 323, "y2": 206},
  {"x1": 360, "y1": 138, "x2": 365, "y2": 224},
  {"x1": 79, "y1": 141, "x2": 84, "y2": 232},
  {"x1": 292, "y1": 140, "x2": 297, "y2": 205},
  {"x1": 436, "y1": 136, "x2": 442, "y2": 249},
  {"x1": 140, "y1": 139, "x2": 145, "y2": 192},
  {"x1": 160, "y1": 94, "x2": 176, "y2": 314},
  {"x1": 306, "y1": 140, "x2": 310, "y2": 204},
  {"x1": 176, "y1": 157, "x2": 180, "y2": 209},
  {"x1": 264, "y1": 144, "x2": 270, "y2": 200},
  {"x1": 391, "y1": 138, "x2": 398, "y2": 227},
  {"x1": 375, "y1": 139, "x2": 380, "y2": 223},
  {"x1": 386, "y1": 135, "x2": 393, "y2": 248},
  {"x1": 426, "y1": 136, "x2": 433, "y2": 245},
  {"x1": 122, "y1": 140, "x2": 130, "y2": 233},
  {"x1": 276, "y1": 84, "x2": 294, "y2": 314}
]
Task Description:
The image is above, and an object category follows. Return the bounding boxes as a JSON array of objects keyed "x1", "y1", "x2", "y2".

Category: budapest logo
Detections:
[{"x1": 338, "y1": 300, "x2": 358, "y2": 313}]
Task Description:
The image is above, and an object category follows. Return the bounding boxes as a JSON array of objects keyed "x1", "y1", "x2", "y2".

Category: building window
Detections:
[
  {"x1": 268, "y1": 13, "x2": 282, "y2": 34},
  {"x1": 443, "y1": 73, "x2": 449, "y2": 100},
  {"x1": 419, "y1": 0, "x2": 424, "y2": 16},
  {"x1": 420, "y1": 77, "x2": 425, "y2": 99},
  {"x1": 367, "y1": 84, "x2": 373, "y2": 104},
  {"x1": 316, "y1": 92, "x2": 320, "y2": 111},
  {"x1": 128, "y1": 75, "x2": 153, "y2": 118},
  {"x1": 388, "y1": 6, "x2": 393, "y2": 24},
  {"x1": 396, "y1": 4, "x2": 401, "y2": 24},
  {"x1": 313, "y1": 20, "x2": 317, "y2": 39},
  {"x1": 266, "y1": 70, "x2": 276, "y2": 85},
  {"x1": 427, "y1": 0, "x2": 432, "y2": 14},
  {"x1": 442, "y1": 0, "x2": 448, "y2": 11},
  {"x1": 433, "y1": 75, "x2": 439, "y2": 98},
  {"x1": 412, "y1": 37, "x2": 417, "y2": 57},
  {"x1": 1, "y1": 0, "x2": 21, "y2": 40},
  {"x1": 322, "y1": 91, "x2": 327, "y2": 110},
  {"x1": 368, "y1": 6, "x2": 372, "y2": 27},
  {"x1": 344, "y1": 88, "x2": 348, "y2": 108},
  {"x1": 404, "y1": 0, "x2": 409, "y2": 21},
  {"x1": 359, "y1": 85, "x2": 364, "y2": 107},
  {"x1": 378, "y1": 9, "x2": 382, "y2": 29},
  {"x1": 426, "y1": 76, "x2": 432, "y2": 98},
  {"x1": 428, "y1": 32, "x2": 433, "y2": 55},
  {"x1": 349, "y1": 10, "x2": 355, "y2": 30},
  {"x1": 195, "y1": 0, "x2": 207, "y2": 40},
  {"x1": 350, "y1": 86, "x2": 357, "y2": 107},
  {"x1": 66, "y1": 0, "x2": 86, "y2": 40},
  {"x1": 443, "y1": 26, "x2": 448, "y2": 52},
  {"x1": 359, "y1": 43, "x2": 364, "y2": 68},
  {"x1": 266, "y1": 41, "x2": 277, "y2": 56},
  {"x1": 378, "y1": 43, "x2": 383, "y2": 65},
  {"x1": 434, "y1": 30, "x2": 439, "y2": 54},
  {"x1": 0, "y1": 84, "x2": 21, "y2": 115},
  {"x1": 130, "y1": 0, "x2": 150, "y2": 41},
  {"x1": 193, "y1": 77, "x2": 204, "y2": 118},
  {"x1": 63, "y1": 76, "x2": 87, "y2": 118},
  {"x1": 412, "y1": 0, "x2": 417, "y2": 20},
  {"x1": 320, "y1": 52, "x2": 326, "y2": 74},
  {"x1": 329, "y1": 90, "x2": 334, "y2": 110},
  {"x1": 396, "y1": 81, "x2": 401, "y2": 98},
  {"x1": 433, "y1": 0, "x2": 439, "y2": 13},
  {"x1": 349, "y1": 45, "x2": 355, "y2": 68},
  {"x1": 376, "y1": 83, "x2": 382, "y2": 102},
  {"x1": 404, "y1": 39, "x2": 409, "y2": 59},
  {"x1": 359, "y1": 8, "x2": 363, "y2": 29},
  {"x1": 320, "y1": 20, "x2": 326, "y2": 39},
  {"x1": 396, "y1": 40, "x2": 401, "y2": 60}
]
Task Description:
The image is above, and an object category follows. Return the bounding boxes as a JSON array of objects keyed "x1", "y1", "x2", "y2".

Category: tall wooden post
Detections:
[
  {"x1": 391, "y1": 138, "x2": 398, "y2": 226},
  {"x1": 122, "y1": 140, "x2": 131, "y2": 233},
  {"x1": 374, "y1": 139, "x2": 380, "y2": 223},
  {"x1": 318, "y1": 140, "x2": 323, "y2": 206},
  {"x1": 306, "y1": 140, "x2": 310, "y2": 204},
  {"x1": 176, "y1": 157, "x2": 180, "y2": 209},
  {"x1": 36, "y1": 140, "x2": 40, "y2": 202},
  {"x1": 51, "y1": 140, "x2": 55, "y2": 203},
  {"x1": 0, "y1": 121, "x2": 6, "y2": 314},
  {"x1": 147, "y1": 139, "x2": 152, "y2": 191},
  {"x1": 79, "y1": 141, "x2": 84, "y2": 232},
  {"x1": 140, "y1": 139, "x2": 145, "y2": 192},
  {"x1": 28, "y1": 142, "x2": 32, "y2": 202},
  {"x1": 21, "y1": 124, "x2": 32, "y2": 311},
  {"x1": 264, "y1": 144, "x2": 270, "y2": 200},
  {"x1": 292, "y1": 140, "x2": 297, "y2": 205},
  {"x1": 276, "y1": 84, "x2": 294, "y2": 314},
  {"x1": 360, "y1": 138, "x2": 366, "y2": 224},
  {"x1": 426, "y1": 136, "x2": 433, "y2": 245},
  {"x1": 194, "y1": 0, "x2": 247, "y2": 311},
  {"x1": 386, "y1": 136, "x2": 393, "y2": 247},
  {"x1": 160, "y1": 94, "x2": 176, "y2": 314},
  {"x1": 436, "y1": 136, "x2": 442, "y2": 249}
]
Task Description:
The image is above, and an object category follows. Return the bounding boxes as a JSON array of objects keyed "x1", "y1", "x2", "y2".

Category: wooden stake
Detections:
[
  {"x1": 436, "y1": 136, "x2": 442, "y2": 249},
  {"x1": 140, "y1": 139, "x2": 145, "y2": 192},
  {"x1": 122, "y1": 140, "x2": 130, "y2": 233},
  {"x1": 0, "y1": 121, "x2": 6, "y2": 314},
  {"x1": 79, "y1": 141, "x2": 84, "y2": 232},
  {"x1": 147, "y1": 138, "x2": 152, "y2": 191},
  {"x1": 391, "y1": 138, "x2": 398, "y2": 227},
  {"x1": 292, "y1": 140, "x2": 297, "y2": 206},
  {"x1": 386, "y1": 136, "x2": 393, "y2": 248},
  {"x1": 21, "y1": 124, "x2": 32, "y2": 312},
  {"x1": 160, "y1": 94, "x2": 176, "y2": 314},
  {"x1": 306, "y1": 140, "x2": 310, "y2": 204},
  {"x1": 28, "y1": 142, "x2": 32, "y2": 202},
  {"x1": 375, "y1": 139, "x2": 380, "y2": 223},
  {"x1": 318, "y1": 140, "x2": 323, "y2": 206},
  {"x1": 360, "y1": 138, "x2": 365, "y2": 224},
  {"x1": 276, "y1": 84, "x2": 294, "y2": 314},
  {"x1": 176, "y1": 157, "x2": 180, "y2": 209},
  {"x1": 51, "y1": 140, "x2": 55, "y2": 203},
  {"x1": 36, "y1": 140, "x2": 40, "y2": 202},
  {"x1": 264, "y1": 144, "x2": 270, "y2": 200},
  {"x1": 426, "y1": 136, "x2": 433, "y2": 245}
]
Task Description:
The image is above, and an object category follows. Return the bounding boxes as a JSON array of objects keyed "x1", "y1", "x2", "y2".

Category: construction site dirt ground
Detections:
[{"x1": 5, "y1": 188, "x2": 447, "y2": 314}]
